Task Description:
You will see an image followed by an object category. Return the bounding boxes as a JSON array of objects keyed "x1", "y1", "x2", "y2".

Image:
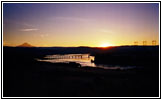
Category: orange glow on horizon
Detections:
[{"x1": 99, "y1": 43, "x2": 113, "y2": 48}]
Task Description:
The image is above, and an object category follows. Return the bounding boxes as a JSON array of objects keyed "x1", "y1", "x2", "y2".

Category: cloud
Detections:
[
  {"x1": 20, "y1": 28, "x2": 38, "y2": 32},
  {"x1": 23, "y1": 23, "x2": 35, "y2": 27}
]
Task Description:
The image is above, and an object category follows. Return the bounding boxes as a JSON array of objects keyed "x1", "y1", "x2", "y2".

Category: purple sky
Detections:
[{"x1": 3, "y1": 3, "x2": 159, "y2": 47}]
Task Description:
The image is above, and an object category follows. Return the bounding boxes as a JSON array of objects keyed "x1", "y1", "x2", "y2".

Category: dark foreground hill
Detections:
[
  {"x1": 3, "y1": 46, "x2": 159, "y2": 97},
  {"x1": 94, "y1": 46, "x2": 159, "y2": 66}
]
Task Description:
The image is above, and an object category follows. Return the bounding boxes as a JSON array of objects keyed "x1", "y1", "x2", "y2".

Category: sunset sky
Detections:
[{"x1": 3, "y1": 3, "x2": 159, "y2": 47}]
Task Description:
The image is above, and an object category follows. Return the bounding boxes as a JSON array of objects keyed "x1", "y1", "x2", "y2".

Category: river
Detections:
[{"x1": 37, "y1": 54, "x2": 137, "y2": 70}]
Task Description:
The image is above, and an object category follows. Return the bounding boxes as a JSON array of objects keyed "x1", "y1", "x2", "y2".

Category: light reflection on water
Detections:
[{"x1": 37, "y1": 54, "x2": 136, "y2": 70}]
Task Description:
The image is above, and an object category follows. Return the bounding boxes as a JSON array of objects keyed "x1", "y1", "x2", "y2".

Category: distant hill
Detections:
[{"x1": 17, "y1": 42, "x2": 34, "y2": 47}]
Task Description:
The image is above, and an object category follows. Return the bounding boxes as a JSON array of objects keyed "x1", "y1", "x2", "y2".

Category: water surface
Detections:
[{"x1": 38, "y1": 54, "x2": 137, "y2": 70}]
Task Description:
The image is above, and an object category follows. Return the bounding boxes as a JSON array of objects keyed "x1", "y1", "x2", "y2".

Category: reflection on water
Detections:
[{"x1": 37, "y1": 54, "x2": 136, "y2": 70}]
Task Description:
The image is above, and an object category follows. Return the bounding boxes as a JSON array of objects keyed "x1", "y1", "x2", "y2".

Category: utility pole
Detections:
[
  {"x1": 152, "y1": 40, "x2": 156, "y2": 45},
  {"x1": 134, "y1": 41, "x2": 138, "y2": 46},
  {"x1": 143, "y1": 41, "x2": 147, "y2": 46}
]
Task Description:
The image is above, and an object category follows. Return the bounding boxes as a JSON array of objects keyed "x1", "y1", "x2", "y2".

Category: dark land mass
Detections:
[{"x1": 3, "y1": 46, "x2": 159, "y2": 97}]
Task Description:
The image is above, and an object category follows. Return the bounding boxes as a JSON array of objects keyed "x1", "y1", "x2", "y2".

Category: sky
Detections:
[{"x1": 3, "y1": 3, "x2": 159, "y2": 47}]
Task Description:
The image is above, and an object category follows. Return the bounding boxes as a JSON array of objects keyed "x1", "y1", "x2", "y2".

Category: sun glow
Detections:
[{"x1": 99, "y1": 43, "x2": 112, "y2": 47}]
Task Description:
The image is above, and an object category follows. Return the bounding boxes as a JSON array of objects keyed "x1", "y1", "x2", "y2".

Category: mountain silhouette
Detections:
[{"x1": 17, "y1": 42, "x2": 34, "y2": 47}]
